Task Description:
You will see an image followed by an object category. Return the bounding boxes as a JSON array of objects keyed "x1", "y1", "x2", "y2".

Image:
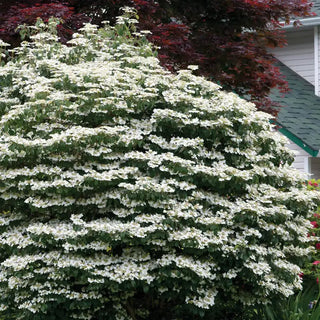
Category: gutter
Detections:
[
  {"x1": 276, "y1": 123, "x2": 319, "y2": 157},
  {"x1": 283, "y1": 16, "x2": 320, "y2": 29}
]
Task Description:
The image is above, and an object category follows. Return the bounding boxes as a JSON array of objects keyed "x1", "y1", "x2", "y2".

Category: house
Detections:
[{"x1": 270, "y1": 0, "x2": 320, "y2": 179}]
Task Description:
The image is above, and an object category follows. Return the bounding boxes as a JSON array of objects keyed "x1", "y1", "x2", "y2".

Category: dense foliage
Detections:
[
  {"x1": 302, "y1": 180, "x2": 320, "y2": 284},
  {"x1": 0, "y1": 0, "x2": 314, "y2": 115},
  {"x1": 0, "y1": 11, "x2": 319, "y2": 320}
]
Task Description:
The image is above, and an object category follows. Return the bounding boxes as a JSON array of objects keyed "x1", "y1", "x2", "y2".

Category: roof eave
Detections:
[
  {"x1": 283, "y1": 16, "x2": 320, "y2": 29},
  {"x1": 275, "y1": 123, "x2": 319, "y2": 156}
]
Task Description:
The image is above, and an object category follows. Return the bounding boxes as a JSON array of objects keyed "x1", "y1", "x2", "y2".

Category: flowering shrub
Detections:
[
  {"x1": 302, "y1": 179, "x2": 320, "y2": 284},
  {"x1": 307, "y1": 180, "x2": 320, "y2": 190},
  {"x1": 0, "y1": 9, "x2": 319, "y2": 320}
]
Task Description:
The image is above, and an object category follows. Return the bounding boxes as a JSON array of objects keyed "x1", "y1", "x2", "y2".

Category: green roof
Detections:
[{"x1": 271, "y1": 61, "x2": 320, "y2": 156}]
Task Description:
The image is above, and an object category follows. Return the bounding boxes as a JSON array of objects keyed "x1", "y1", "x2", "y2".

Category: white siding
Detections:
[
  {"x1": 317, "y1": 25, "x2": 320, "y2": 94},
  {"x1": 285, "y1": 138, "x2": 310, "y2": 176},
  {"x1": 272, "y1": 29, "x2": 314, "y2": 85}
]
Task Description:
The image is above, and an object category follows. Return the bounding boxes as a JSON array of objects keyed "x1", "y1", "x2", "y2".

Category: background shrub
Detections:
[
  {"x1": 0, "y1": 9, "x2": 319, "y2": 320},
  {"x1": 301, "y1": 179, "x2": 320, "y2": 285}
]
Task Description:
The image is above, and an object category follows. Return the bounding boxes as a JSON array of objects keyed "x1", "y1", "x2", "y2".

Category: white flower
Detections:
[
  {"x1": 187, "y1": 65, "x2": 199, "y2": 71},
  {"x1": 0, "y1": 39, "x2": 10, "y2": 47}
]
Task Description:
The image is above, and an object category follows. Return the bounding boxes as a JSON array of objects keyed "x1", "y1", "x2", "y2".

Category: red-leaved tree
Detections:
[
  {"x1": 0, "y1": 0, "x2": 90, "y2": 45},
  {"x1": 0, "y1": 0, "x2": 314, "y2": 115}
]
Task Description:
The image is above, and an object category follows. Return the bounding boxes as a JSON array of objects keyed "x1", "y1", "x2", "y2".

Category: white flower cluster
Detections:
[{"x1": 0, "y1": 11, "x2": 318, "y2": 320}]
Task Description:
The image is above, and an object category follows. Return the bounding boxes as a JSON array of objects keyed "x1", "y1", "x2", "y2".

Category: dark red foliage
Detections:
[
  {"x1": 0, "y1": 1, "x2": 89, "y2": 45},
  {"x1": 0, "y1": 0, "x2": 315, "y2": 116},
  {"x1": 129, "y1": 0, "x2": 313, "y2": 116}
]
